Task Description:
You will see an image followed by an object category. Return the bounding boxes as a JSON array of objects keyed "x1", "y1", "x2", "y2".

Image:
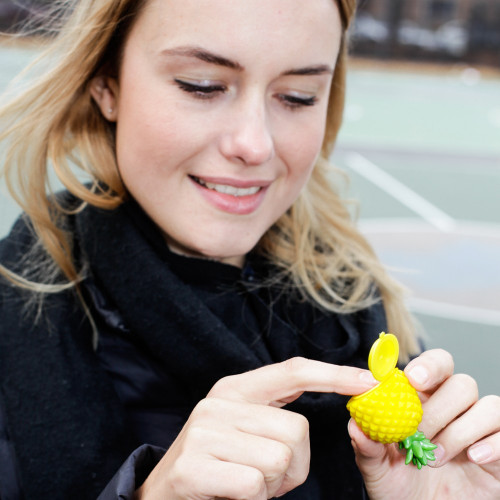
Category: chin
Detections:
[{"x1": 193, "y1": 237, "x2": 260, "y2": 266}]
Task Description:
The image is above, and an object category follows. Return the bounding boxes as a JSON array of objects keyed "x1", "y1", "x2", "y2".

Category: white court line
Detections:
[
  {"x1": 408, "y1": 298, "x2": 500, "y2": 327},
  {"x1": 359, "y1": 218, "x2": 500, "y2": 239},
  {"x1": 344, "y1": 152, "x2": 458, "y2": 232},
  {"x1": 356, "y1": 218, "x2": 500, "y2": 326}
]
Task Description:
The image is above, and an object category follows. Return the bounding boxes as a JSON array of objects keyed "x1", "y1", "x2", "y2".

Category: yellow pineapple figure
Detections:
[{"x1": 347, "y1": 332, "x2": 437, "y2": 469}]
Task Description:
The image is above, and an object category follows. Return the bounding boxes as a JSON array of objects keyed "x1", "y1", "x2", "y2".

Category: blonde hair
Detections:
[{"x1": 0, "y1": 0, "x2": 419, "y2": 359}]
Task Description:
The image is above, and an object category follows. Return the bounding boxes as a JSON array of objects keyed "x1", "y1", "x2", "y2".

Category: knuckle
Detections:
[
  {"x1": 168, "y1": 458, "x2": 194, "y2": 495},
  {"x1": 292, "y1": 461, "x2": 310, "y2": 488},
  {"x1": 478, "y1": 394, "x2": 500, "y2": 413},
  {"x1": 209, "y1": 375, "x2": 235, "y2": 397},
  {"x1": 433, "y1": 347, "x2": 454, "y2": 363},
  {"x1": 421, "y1": 410, "x2": 442, "y2": 434},
  {"x1": 425, "y1": 348, "x2": 454, "y2": 372},
  {"x1": 191, "y1": 398, "x2": 211, "y2": 419},
  {"x1": 452, "y1": 373, "x2": 479, "y2": 401},
  {"x1": 281, "y1": 356, "x2": 309, "y2": 376},
  {"x1": 266, "y1": 442, "x2": 293, "y2": 475},
  {"x1": 241, "y1": 468, "x2": 266, "y2": 498},
  {"x1": 182, "y1": 422, "x2": 210, "y2": 448},
  {"x1": 191, "y1": 397, "x2": 223, "y2": 420},
  {"x1": 289, "y1": 413, "x2": 310, "y2": 445},
  {"x1": 441, "y1": 349, "x2": 455, "y2": 370}
]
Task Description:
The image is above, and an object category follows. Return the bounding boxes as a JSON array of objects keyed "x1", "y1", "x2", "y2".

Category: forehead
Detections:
[{"x1": 127, "y1": 0, "x2": 342, "y2": 66}]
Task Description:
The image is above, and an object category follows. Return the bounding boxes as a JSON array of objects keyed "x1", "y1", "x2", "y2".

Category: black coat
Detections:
[{"x1": 0, "y1": 200, "x2": 386, "y2": 499}]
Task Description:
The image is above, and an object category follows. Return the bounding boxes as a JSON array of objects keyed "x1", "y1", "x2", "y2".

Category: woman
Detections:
[{"x1": 0, "y1": 0, "x2": 498, "y2": 498}]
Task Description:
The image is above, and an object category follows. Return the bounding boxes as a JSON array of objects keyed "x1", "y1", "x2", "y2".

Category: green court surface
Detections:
[
  {"x1": 333, "y1": 63, "x2": 500, "y2": 396},
  {"x1": 1, "y1": 45, "x2": 499, "y2": 396}
]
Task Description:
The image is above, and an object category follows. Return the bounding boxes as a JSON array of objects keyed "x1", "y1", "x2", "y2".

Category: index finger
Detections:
[
  {"x1": 207, "y1": 357, "x2": 377, "y2": 406},
  {"x1": 404, "y1": 349, "x2": 454, "y2": 393}
]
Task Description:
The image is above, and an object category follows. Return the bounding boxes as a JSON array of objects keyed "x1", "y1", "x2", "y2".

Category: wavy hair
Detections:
[{"x1": 0, "y1": 0, "x2": 419, "y2": 359}]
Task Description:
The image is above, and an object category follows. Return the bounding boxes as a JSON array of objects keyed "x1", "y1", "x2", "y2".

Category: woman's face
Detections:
[{"x1": 99, "y1": 0, "x2": 342, "y2": 266}]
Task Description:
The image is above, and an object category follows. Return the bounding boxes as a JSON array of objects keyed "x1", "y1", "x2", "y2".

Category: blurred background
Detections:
[
  {"x1": 0, "y1": 0, "x2": 499, "y2": 395},
  {"x1": 351, "y1": 0, "x2": 500, "y2": 67},
  {"x1": 341, "y1": 0, "x2": 500, "y2": 397}
]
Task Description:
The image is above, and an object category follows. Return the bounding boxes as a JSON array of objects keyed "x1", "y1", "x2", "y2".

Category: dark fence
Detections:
[
  {"x1": 1, "y1": 0, "x2": 500, "y2": 68},
  {"x1": 349, "y1": 0, "x2": 500, "y2": 68}
]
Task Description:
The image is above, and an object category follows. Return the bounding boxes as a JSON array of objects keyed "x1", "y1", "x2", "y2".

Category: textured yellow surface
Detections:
[{"x1": 347, "y1": 367, "x2": 423, "y2": 444}]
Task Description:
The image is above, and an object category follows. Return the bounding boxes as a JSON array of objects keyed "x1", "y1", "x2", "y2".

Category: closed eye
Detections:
[
  {"x1": 175, "y1": 79, "x2": 226, "y2": 99},
  {"x1": 277, "y1": 94, "x2": 318, "y2": 109}
]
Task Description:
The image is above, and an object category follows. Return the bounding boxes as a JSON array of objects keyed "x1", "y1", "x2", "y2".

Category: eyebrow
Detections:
[
  {"x1": 161, "y1": 46, "x2": 243, "y2": 71},
  {"x1": 282, "y1": 65, "x2": 334, "y2": 76},
  {"x1": 161, "y1": 46, "x2": 333, "y2": 76}
]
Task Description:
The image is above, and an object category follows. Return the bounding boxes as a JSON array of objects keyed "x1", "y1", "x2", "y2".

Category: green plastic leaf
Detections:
[
  {"x1": 422, "y1": 442, "x2": 437, "y2": 451},
  {"x1": 415, "y1": 431, "x2": 425, "y2": 441},
  {"x1": 405, "y1": 448, "x2": 414, "y2": 465},
  {"x1": 412, "y1": 442, "x2": 424, "y2": 458},
  {"x1": 401, "y1": 432, "x2": 438, "y2": 469}
]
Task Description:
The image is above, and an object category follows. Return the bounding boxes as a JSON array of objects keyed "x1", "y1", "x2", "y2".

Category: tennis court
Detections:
[
  {"x1": 333, "y1": 61, "x2": 500, "y2": 396},
  {"x1": 1, "y1": 45, "x2": 499, "y2": 395}
]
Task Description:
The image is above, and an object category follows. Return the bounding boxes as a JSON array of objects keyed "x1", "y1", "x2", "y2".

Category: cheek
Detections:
[
  {"x1": 116, "y1": 100, "x2": 175, "y2": 161},
  {"x1": 283, "y1": 119, "x2": 326, "y2": 180},
  {"x1": 114, "y1": 103, "x2": 192, "y2": 190},
  {"x1": 114, "y1": 65, "x2": 189, "y2": 171}
]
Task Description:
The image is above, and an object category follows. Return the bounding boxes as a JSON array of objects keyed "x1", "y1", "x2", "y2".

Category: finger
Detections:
[
  {"x1": 176, "y1": 457, "x2": 268, "y2": 500},
  {"x1": 469, "y1": 431, "x2": 500, "y2": 466},
  {"x1": 347, "y1": 419, "x2": 391, "y2": 477},
  {"x1": 207, "y1": 429, "x2": 295, "y2": 497},
  {"x1": 238, "y1": 405, "x2": 310, "y2": 497},
  {"x1": 429, "y1": 394, "x2": 500, "y2": 467},
  {"x1": 190, "y1": 398, "x2": 310, "y2": 496},
  {"x1": 404, "y1": 349, "x2": 454, "y2": 393},
  {"x1": 469, "y1": 430, "x2": 500, "y2": 479},
  {"x1": 208, "y1": 357, "x2": 377, "y2": 405},
  {"x1": 235, "y1": 403, "x2": 311, "y2": 490},
  {"x1": 192, "y1": 396, "x2": 309, "y2": 445},
  {"x1": 419, "y1": 373, "x2": 478, "y2": 443},
  {"x1": 137, "y1": 448, "x2": 268, "y2": 500},
  {"x1": 348, "y1": 418, "x2": 386, "y2": 461}
]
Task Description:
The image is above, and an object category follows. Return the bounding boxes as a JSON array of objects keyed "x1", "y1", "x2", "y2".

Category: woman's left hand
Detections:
[{"x1": 348, "y1": 349, "x2": 500, "y2": 499}]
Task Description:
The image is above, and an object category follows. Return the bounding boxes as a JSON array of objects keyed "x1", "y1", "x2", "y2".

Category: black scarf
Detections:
[{"x1": 0, "y1": 201, "x2": 386, "y2": 499}]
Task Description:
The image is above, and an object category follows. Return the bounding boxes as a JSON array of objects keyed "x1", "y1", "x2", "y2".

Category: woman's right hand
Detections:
[{"x1": 135, "y1": 357, "x2": 377, "y2": 500}]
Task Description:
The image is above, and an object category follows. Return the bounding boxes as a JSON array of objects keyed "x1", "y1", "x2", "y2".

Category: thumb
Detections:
[{"x1": 348, "y1": 418, "x2": 388, "y2": 473}]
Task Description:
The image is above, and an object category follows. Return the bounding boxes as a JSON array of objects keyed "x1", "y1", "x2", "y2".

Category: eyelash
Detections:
[
  {"x1": 175, "y1": 79, "x2": 226, "y2": 99},
  {"x1": 174, "y1": 79, "x2": 317, "y2": 109},
  {"x1": 278, "y1": 94, "x2": 317, "y2": 109}
]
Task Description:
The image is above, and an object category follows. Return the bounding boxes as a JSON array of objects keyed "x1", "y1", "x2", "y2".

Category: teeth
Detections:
[{"x1": 194, "y1": 177, "x2": 261, "y2": 197}]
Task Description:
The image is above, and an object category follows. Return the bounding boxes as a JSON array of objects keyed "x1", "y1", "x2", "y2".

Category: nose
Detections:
[{"x1": 219, "y1": 97, "x2": 275, "y2": 166}]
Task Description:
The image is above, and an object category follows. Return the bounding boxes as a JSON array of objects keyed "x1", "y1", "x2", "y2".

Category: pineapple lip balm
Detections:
[
  {"x1": 347, "y1": 332, "x2": 437, "y2": 469},
  {"x1": 368, "y1": 331, "x2": 399, "y2": 382}
]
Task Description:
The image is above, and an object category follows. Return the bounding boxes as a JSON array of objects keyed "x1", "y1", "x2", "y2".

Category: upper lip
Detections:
[{"x1": 189, "y1": 175, "x2": 273, "y2": 188}]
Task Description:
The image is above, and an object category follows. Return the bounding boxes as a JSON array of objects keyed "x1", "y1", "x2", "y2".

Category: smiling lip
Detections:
[{"x1": 189, "y1": 175, "x2": 271, "y2": 215}]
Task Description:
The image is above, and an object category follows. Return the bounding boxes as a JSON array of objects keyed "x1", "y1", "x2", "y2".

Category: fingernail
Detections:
[
  {"x1": 347, "y1": 418, "x2": 355, "y2": 433},
  {"x1": 432, "y1": 443, "x2": 445, "y2": 464},
  {"x1": 469, "y1": 444, "x2": 493, "y2": 464},
  {"x1": 408, "y1": 365, "x2": 428, "y2": 385},
  {"x1": 359, "y1": 371, "x2": 377, "y2": 385}
]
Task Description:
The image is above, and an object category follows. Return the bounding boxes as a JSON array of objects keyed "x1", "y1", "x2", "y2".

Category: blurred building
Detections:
[
  {"x1": 351, "y1": 0, "x2": 500, "y2": 67},
  {"x1": 1, "y1": 0, "x2": 499, "y2": 67}
]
